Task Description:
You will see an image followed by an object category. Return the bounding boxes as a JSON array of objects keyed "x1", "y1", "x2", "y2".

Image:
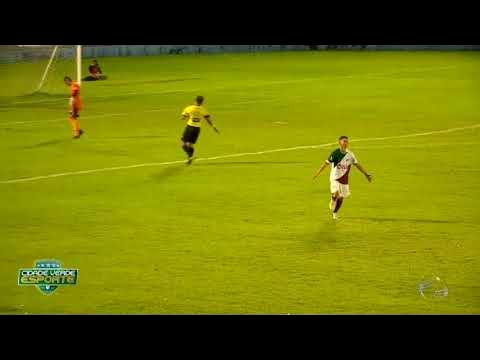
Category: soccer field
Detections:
[{"x1": 1, "y1": 51, "x2": 479, "y2": 314}]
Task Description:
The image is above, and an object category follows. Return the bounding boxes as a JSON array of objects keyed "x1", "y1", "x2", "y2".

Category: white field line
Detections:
[
  {"x1": 349, "y1": 124, "x2": 480, "y2": 142},
  {"x1": 353, "y1": 141, "x2": 480, "y2": 149},
  {"x1": 4, "y1": 65, "x2": 457, "y2": 106},
  {"x1": 1, "y1": 123, "x2": 478, "y2": 185}
]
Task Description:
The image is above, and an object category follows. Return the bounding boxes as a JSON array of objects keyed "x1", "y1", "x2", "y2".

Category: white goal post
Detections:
[
  {"x1": 35, "y1": 45, "x2": 82, "y2": 93},
  {"x1": 76, "y1": 45, "x2": 82, "y2": 85}
]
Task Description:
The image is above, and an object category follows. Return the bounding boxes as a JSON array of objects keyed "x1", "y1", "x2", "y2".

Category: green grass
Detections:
[{"x1": 1, "y1": 51, "x2": 479, "y2": 314}]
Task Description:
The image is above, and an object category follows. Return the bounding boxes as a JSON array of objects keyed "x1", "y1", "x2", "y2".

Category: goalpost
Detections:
[
  {"x1": 35, "y1": 45, "x2": 82, "y2": 93},
  {"x1": 76, "y1": 45, "x2": 82, "y2": 86}
]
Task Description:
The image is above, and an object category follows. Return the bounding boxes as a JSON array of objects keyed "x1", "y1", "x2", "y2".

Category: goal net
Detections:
[
  {"x1": 36, "y1": 45, "x2": 83, "y2": 93},
  {"x1": 0, "y1": 45, "x2": 82, "y2": 98}
]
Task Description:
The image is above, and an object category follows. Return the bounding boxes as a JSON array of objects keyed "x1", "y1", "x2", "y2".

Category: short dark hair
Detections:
[
  {"x1": 64, "y1": 76, "x2": 72, "y2": 81},
  {"x1": 196, "y1": 96, "x2": 204, "y2": 105},
  {"x1": 339, "y1": 136, "x2": 349, "y2": 141}
]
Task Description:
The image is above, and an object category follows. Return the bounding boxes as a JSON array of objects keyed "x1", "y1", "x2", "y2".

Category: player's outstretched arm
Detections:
[
  {"x1": 354, "y1": 163, "x2": 373, "y2": 183},
  {"x1": 313, "y1": 161, "x2": 329, "y2": 180},
  {"x1": 205, "y1": 117, "x2": 219, "y2": 134}
]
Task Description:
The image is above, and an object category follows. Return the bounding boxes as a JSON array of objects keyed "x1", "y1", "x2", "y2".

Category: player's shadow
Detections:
[
  {"x1": 98, "y1": 135, "x2": 166, "y2": 140},
  {"x1": 21, "y1": 139, "x2": 67, "y2": 149},
  {"x1": 312, "y1": 229, "x2": 340, "y2": 250},
  {"x1": 295, "y1": 223, "x2": 341, "y2": 252},
  {"x1": 344, "y1": 217, "x2": 462, "y2": 224},
  {"x1": 151, "y1": 165, "x2": 187, "y2": 183}
]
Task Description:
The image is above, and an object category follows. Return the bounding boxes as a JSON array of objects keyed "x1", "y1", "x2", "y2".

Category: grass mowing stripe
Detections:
[
  {"x1": 1, "y1": 99, "x2": 279, "y2": 127},
  {"x1": 1, "y1": 123, "x2": 478, "y2": 184},
  {"x1": 5, "y1": 65, "x2": 458, "y2": 106}
]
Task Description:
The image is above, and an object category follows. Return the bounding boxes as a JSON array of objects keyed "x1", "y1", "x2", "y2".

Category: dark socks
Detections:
[
  {"x1": 334, "y1": 198, "x2": 344, "y2": 213},
  {"x1": 182, "y1": 144, "x2": 195, "y2": 158}
]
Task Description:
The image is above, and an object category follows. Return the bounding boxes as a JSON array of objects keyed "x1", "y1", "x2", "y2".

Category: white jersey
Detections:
[{"x1": 327, "y1": 149, "x2": 358, "y2": 185}]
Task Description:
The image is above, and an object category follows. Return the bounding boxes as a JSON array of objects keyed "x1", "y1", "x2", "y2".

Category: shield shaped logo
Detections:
[
  {"x1": 34, "y1": 260, "x2": 62, "y2": 295},
  {"x1": 18, "y1": 259, "x2": 79, "y2": 296}
]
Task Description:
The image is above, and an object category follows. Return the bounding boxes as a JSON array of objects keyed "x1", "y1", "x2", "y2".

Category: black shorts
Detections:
[{"x1": 182, "y1": 125, "x2": 201, "y2": 144}]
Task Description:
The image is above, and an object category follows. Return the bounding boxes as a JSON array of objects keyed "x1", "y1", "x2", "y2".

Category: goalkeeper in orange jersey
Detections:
[{"x1": 64, "y1": 76, "x2": 84, "y2": 139}]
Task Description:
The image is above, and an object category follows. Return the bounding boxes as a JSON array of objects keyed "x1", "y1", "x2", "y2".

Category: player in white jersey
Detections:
[{"x1": 313, "y1": 136, "x2": 373, "y2": 220}]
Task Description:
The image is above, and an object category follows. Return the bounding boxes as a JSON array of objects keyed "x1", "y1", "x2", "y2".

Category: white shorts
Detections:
[{"x1": 330, "y1": 180, "x2": 351, "y2": 198}]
